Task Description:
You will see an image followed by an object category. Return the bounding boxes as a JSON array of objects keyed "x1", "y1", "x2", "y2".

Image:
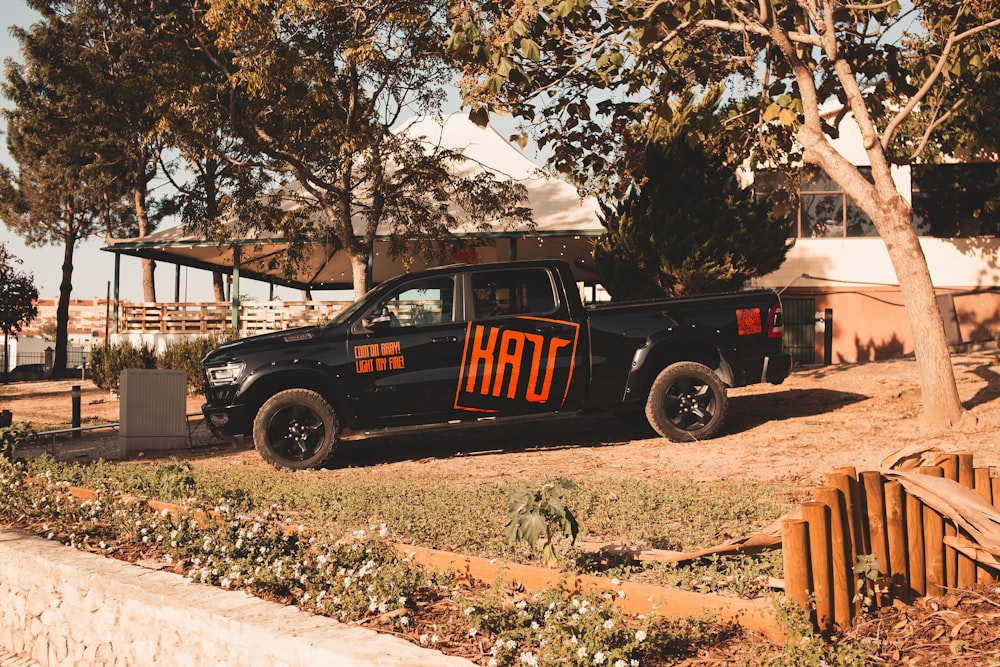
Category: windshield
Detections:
[{"x1": 323, "y1": 278, "x2": 398, "y2": 328}]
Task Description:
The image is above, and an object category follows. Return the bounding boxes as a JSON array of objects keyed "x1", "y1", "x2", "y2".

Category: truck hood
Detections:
[{"x1": 203, "y1": 322, "x2": 348, "y2": 363}]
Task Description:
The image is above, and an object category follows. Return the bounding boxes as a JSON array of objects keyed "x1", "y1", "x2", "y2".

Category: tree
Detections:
[
  {"x1": 593, "y1": 91, "x2": 793, "y2": 299},
  {"x1": 448, "y1": 0, "x2": 1000, "y2": 429},
  {"x1": 2, "y1": 2, "x2": 136, "y2": 375},
  {"x1": 45, "y1": 0, "x2": 182, "y2": 302},
  {"x1": 0, "y1": 244, "x2": 39, "y2": 384},
  {"x1": 192, "y1": 0, "x2": 533, "y2": 296}
]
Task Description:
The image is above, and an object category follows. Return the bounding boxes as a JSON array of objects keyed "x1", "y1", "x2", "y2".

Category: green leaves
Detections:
[
  {"x1": 763, "y1": 93, "x2": 803, "y2": 128},
  {"x1": 519, "y1": 37, "x2": 542, "y2": 62},
  {"x1": 505, "y1": 478, "x2": 579, "y2": 566},
  {"x1": 0, "y1": 422, "x2": 36, "y2": 461}
]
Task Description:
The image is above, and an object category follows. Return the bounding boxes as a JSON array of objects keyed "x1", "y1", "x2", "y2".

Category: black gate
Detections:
[{"x1": 782, "y1": 298, "x2": 816, "y2": 365}]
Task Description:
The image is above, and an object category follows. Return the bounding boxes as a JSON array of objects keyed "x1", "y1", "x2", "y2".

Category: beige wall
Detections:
[
  {"x1": 782, "y1": 287, "x2": 1000, "y2": 364},
  {"x1": 755, "y1": 237, "x2": 1000, "y2": 364}
]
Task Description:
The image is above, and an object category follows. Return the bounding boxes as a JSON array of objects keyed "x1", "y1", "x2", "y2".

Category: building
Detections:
[{"x1": 751, "y1": 114, "x2": 1000, "y2": 365}]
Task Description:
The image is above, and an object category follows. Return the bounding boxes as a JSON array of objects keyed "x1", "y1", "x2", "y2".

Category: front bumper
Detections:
[
  {"x1": 762, "y1": 353, "x2": 793, "y2": 385},
  {"x1": 201, "y1": 402, "x2": 249, "y2": 439}
]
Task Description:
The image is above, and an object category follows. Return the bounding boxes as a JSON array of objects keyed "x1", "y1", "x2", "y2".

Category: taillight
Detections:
[{"x1": 767, "y1": 303, "x2": 784, "y2": 338}]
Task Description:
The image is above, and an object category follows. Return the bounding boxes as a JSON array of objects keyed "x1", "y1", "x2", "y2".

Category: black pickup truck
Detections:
[{"x1": 202, "y1": 260, "x2": 791, "y2": 469}]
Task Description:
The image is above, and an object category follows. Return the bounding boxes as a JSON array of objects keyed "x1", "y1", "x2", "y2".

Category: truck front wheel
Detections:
[
  {"x1": 253, "y1": 389, "x2": 340, "y2": 469},
  {"x1": 645, "y1": 362, "x2": 728, "y2": 441}
]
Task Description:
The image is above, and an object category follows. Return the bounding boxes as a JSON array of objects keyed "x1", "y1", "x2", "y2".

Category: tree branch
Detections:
[
  {"x1": 692, "y1": 17, "x2": 824, "y2": 47},
  {"x1": 882, "y1": 14, "x2": 1000, "y2": 148}
]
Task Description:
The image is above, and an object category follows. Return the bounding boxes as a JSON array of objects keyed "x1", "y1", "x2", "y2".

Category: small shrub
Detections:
[
  {"x1": 157, "y1": 330, "x2": 239, "y2": 394},
  {"x1": 0, "y1": 422, "x2": 35, "y2": 460},
  {"x1": 506, "y1": 478, "x2": 579, "y2": 566},
  {"x1": 90, "y1": 340, "x2": 156, "y2": 392}
]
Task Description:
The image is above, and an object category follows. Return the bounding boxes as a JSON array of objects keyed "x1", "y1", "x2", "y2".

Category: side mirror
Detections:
[{"x1": 364, "y1": 306, "x2": 394, "y2": 330}]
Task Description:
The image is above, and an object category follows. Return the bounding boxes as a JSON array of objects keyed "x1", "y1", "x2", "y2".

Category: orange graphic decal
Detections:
[
  {"x1": 456, "y1": 317, "x2": 579, "y2": 412},
  {"x1": 353, "y1": 340, "x2": 405, "y2": 374},
  {"x1": 736, "y1": 308, "x2": 762, "y2": 336}
]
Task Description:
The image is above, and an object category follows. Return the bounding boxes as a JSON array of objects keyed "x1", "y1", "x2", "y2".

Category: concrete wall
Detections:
[{"x1": 0, "y1": 529, "x2": 473, "y2": 667}]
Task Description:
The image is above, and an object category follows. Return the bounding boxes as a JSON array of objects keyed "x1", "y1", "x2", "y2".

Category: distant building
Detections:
[{"x1": 21, "y1": 298, "x2": 111, "y2": 345}]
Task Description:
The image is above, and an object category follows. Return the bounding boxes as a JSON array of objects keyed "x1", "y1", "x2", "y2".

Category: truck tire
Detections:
[
  {"x1": 253, "y1": 389, "x2": 340, "y2": 470},
  {"x1": 644, "y1": 362, "x2": 728, "y2": 441}
]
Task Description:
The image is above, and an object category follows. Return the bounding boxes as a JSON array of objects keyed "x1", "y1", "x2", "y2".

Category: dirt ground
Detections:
[{"x1": 2, "y1": 347, "x2": 999, "y2": 485}]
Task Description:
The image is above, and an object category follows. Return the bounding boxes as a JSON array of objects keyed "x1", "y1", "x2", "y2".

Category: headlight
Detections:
[{"x1": 206, "y1": 361, "x2": 245, "y2": 387}]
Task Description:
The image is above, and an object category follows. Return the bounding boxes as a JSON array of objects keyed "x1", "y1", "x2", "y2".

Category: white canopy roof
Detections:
[{"x1": 104, "y1": 114, "x2": 603, "y2": 291}]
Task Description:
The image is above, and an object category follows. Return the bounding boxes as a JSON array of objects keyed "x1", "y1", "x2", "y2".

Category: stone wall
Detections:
[{"x1": 0, "y1": 529, "x2": 473, "y2": 667}]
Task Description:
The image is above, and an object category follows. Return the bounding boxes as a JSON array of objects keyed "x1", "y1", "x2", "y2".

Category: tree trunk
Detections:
[
  {"x1": 797, "y1": 128, "x2": 964, "y2": 429},
  {"x1": 213, "y1": 272, "x2": 226, "y2": 302},
  {"x1": 134, "y1": 186, "x2": 156, "y2": 302},
  {"x1": 53, "y1": 235, "x2": 75, "y2": 378},
  {"x1": 874, "y1": 198, "x2": 964, "y2": 428},
  {"x1": 351, "y1": 251, "x2": 369, "y2": 298}
]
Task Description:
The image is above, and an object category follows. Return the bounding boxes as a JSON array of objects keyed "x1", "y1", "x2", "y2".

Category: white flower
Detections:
[
  {"x1": 419, "y1": 634, "x2": 429, "y2": 645},
  {"x1": 635, "y1": 630, "x2": 647, "y2": 642},
  {"x1": 505, "y1": 639, "x2": 517, "y2": 650},
  {"x1": 614, "y1": 661, "x2": 628, "y2": 667},
  {"x1": 593, "y1": 652, "x2": 606, "y2": 665},
  {"x1": 519, "y1": 652, "x2": 538, "y2": 666},
  {"x1": 603, "y1": 619, "x2": 614, "y2": 630},
  {"x1": 468, "y1": 628, "x2": 478, "y2": 637},
  {"x1": 465, "y1": 606, "x2": 476, "y2": 615},
  {"x1": 578, "y1": 647, "x2": 588, "y2": 658},
  {"x1": 611, "y1": 578, "x2": 621, "y2": 585}
]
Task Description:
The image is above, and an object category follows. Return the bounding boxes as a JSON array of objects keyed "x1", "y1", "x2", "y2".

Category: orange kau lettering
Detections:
[{"x1": 463, "y1": 325, "x2": 570, "y2": 403}]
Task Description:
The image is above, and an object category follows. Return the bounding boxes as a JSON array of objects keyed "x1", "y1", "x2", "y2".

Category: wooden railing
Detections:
[{"x1": 118, "y1": 301, "x2": 352, "y2": 335}]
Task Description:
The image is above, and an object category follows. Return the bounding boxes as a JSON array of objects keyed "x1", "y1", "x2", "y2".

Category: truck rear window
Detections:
[{"x1": 471, "y1": 268, "x2": 557, "y2": 318}]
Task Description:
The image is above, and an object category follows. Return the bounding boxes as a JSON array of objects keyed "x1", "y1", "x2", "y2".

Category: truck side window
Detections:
[
  {"x1": 371, "y1": 277, "x2": 454, "y2": 327},
  {"x1": 471, "y1": 268, "x2": 557, "y2": 318}
]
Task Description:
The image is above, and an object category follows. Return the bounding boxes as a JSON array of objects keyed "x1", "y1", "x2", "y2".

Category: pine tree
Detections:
[{"x1": 593, "y1": 96, "x2": 793, "y2": 299}]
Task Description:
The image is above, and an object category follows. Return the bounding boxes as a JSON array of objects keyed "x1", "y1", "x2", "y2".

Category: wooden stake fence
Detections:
[{"x1": 783, "y1": 452, "x2": 1000, "y2": 632}]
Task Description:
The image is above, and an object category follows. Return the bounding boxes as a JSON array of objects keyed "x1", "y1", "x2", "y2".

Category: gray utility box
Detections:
[{"x1": 119, "y1": 369, "x2": 188, "y2": 456}]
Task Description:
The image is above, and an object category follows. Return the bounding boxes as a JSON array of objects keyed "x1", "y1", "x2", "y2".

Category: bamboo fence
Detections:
[{"x1": 782, "y1": 452, "x2": 1000, "y2": 632}]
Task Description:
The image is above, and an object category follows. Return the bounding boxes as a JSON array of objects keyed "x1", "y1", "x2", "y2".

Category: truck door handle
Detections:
[
  {"x1": 533, "y1": 325, "x2": 562, "y2": 333},
  {"x1": 432, "y1": 336, "x2": 458, "y2": 343}
]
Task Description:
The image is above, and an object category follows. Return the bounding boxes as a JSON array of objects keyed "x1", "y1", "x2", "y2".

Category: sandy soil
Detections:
[{"x1": 3, "y1": 347, "x2": 999, "y2": 484}]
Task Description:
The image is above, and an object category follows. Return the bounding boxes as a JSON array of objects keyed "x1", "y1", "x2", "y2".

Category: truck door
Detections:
[
  {"x1": 454, "y1": 266, "x2": 586, "y2": 417},
  {"x1": 346, "y1": 275, "x2": 466, "y2": 425}
]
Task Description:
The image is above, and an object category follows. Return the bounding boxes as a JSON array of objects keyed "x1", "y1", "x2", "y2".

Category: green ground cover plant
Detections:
[
  {"x1": 21, "y1": 455, "x2": 794, "y2": 596},
  {"x1": 0, "y1": 455, "x2": 873, "y2": 665}
]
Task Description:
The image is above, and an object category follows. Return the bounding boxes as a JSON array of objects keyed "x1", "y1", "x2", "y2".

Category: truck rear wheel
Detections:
[
  {"x1": 645, "y1": 362, "x2": 728, "y2": 441},
  {"x1": 253, "y1": 389, "x2": 339, "y2": 470}
]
